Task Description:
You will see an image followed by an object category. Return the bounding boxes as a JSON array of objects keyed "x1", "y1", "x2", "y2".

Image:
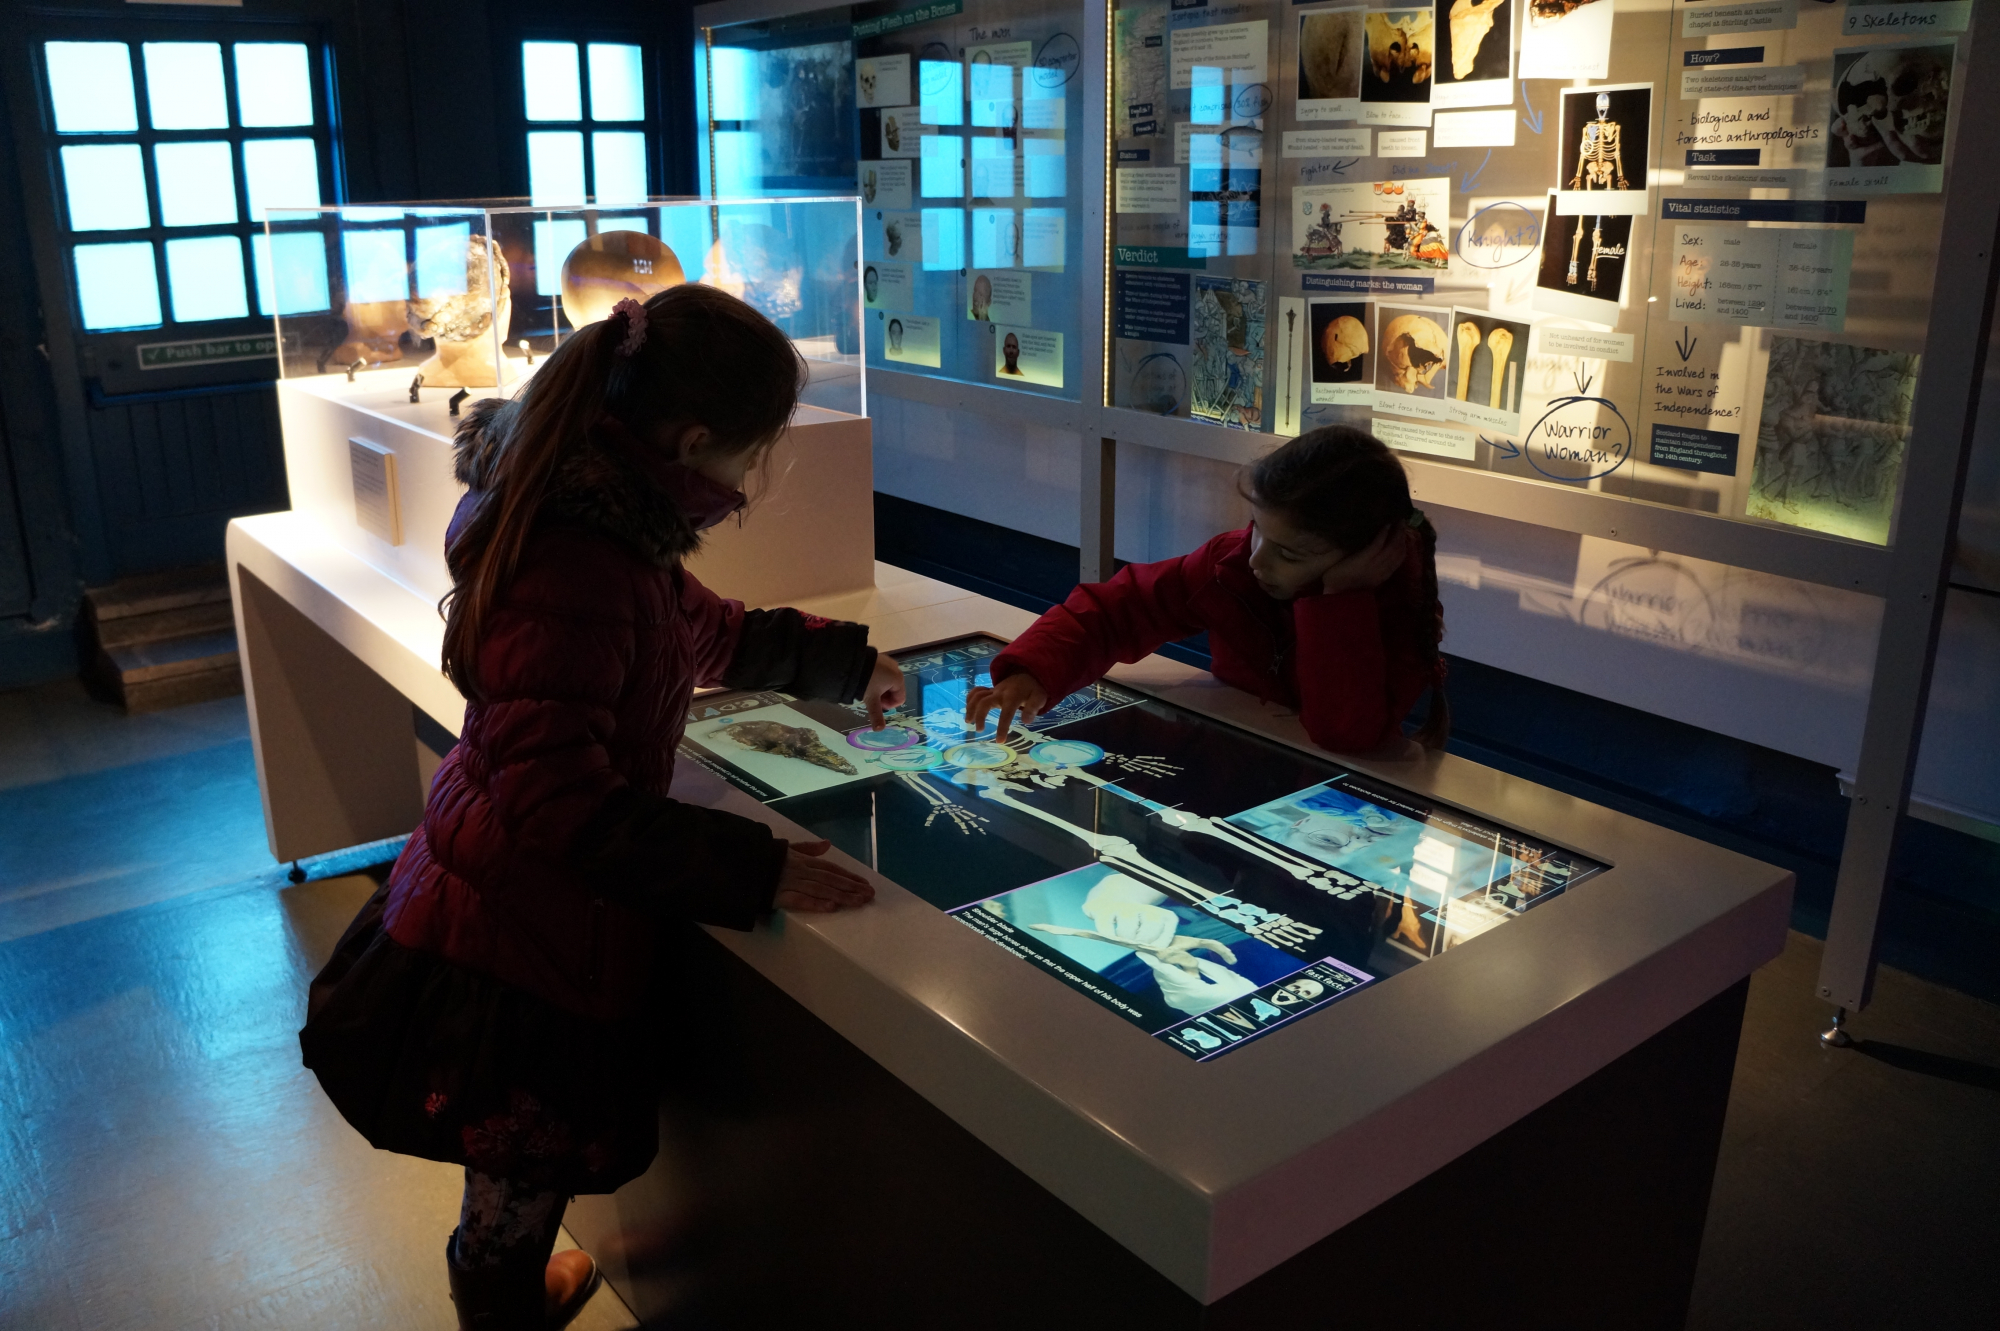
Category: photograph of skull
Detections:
[
  {"x1": 1373, "y1": 305, "x2": 1450, "y2": 403},
  {"x1": 1827, "y1": 43, "x2": 1953, "y2": 170},
  {"x1": 1362, "y1": 8, "x2": 1435, "y2": 105}
]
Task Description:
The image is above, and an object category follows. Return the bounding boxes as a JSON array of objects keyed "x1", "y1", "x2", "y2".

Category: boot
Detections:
[
  {"x1": 546, "y1": 1248, "x2": 601, "y2": 1330},
  {"x1": 446, "y1": 1231, "x2": 603, "y2": 1331}
]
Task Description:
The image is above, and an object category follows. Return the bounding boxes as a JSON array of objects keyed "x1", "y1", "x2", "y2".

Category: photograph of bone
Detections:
[
  {"x1": 1532, "y1": 194, "x2": 1634, "y2": 322},
  {"x1": 1826, "y1": 42, "x2": 1953, "y2": 191},
  {"x1": 1297, "y1": 8, "x2": 1365, "y2": 119},
  {"x1": 1518, "y1": 0, "x2": 1610, "y2": 80},
  {"x1": 1362, "y1": 8, "x2": 1436, "y2": 106},
  {"x1": 1433, "y1": 0, "x2": 1513, "y2": 107},
  {"x1": 1446, "y1": 309, "x2": 1530, "y2": 434},
  {"x1": 1373, "y1": 303, "x2": 1451, "y2": 420},
  {"x1": 1308, "y1": 299, "x2": 1374, "y2": 404}
]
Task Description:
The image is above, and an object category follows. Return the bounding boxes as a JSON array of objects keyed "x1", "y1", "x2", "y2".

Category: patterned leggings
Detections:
[{"x1": 455, "y1": 1169, "x2": 569, "y2": 1269}]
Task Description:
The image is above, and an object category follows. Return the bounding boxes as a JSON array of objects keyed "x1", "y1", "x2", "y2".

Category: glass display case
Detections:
[
  {"x1": 1105, "y1": 0, "x2": 1966, "y2": 547},
  {"x1": 264, "y1": 196, "x2": 865, "y2": 416},
  {"x1": 699, "y1": 0, "x2": 1089, "y2": 401}
]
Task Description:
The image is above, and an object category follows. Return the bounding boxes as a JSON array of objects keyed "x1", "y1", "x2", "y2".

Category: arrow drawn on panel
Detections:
[{"x1": 1520, "y1": 84, "x2": 1545, "y2": 136}]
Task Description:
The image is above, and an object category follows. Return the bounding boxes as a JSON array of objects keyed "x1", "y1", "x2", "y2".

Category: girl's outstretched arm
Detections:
[{"x1": 989, "y1": 538, "x2": 1224, "y2": 704}]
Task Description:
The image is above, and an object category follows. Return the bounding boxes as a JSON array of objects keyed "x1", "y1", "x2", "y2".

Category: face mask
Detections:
[
  {"x1": 655, "y1": 462, "x2": 746, "y2": 532},
  {"x1": 597, "y1": 416, "x2": 747, "y2": 531}
]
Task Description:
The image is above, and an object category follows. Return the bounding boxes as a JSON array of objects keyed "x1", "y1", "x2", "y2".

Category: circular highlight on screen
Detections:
[
  {"x1": 874, "y1": 747, "x2": 945, "y2": 772},
  {"x1": 846, "y1": 724, "x2": 921, "y2": 751},
  {"x1": 1028, "y1": 740, "x2": 1105, "y2": 768},
  {"x1": 943, "y1": 741, "x2": 1015, "y2": 770}
]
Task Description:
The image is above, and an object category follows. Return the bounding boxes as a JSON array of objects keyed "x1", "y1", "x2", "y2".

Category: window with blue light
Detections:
[
  {"x1": 521, "y1": 40, "x2": 653, "y2": 205},
  {"x1": 39, "y1": 37, "x2": 330, "y2": 337}
]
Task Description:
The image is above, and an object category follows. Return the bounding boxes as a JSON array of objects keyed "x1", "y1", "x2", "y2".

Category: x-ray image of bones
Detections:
[
  {"x1": 968, "y1": 864, "x2": 1300, "y2": 1017},
  {"x1": 1227, "y1": 781, "x2": 1527, "y2": 907}
]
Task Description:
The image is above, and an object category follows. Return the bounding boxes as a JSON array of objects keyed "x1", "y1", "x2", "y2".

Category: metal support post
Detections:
[
  {"x1": 1081, "y1": 437, "x2": 1117, "y2": 584},
  {"x1": 1815, "y1": 10, "x2": 2000, "y2": 1022}
]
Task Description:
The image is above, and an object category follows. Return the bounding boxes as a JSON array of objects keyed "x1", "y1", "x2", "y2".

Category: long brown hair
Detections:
[
  {"x1": 440, "y1": 284, "x2": 803, "y2": 699},
  {"x1": 1241, "y1": 426, "x2": 1451, "y2": 748}
]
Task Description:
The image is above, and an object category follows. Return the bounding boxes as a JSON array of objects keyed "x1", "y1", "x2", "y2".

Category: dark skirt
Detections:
[{"x1": 300, "y1": 883, "x2": 661, "y2": 1194}]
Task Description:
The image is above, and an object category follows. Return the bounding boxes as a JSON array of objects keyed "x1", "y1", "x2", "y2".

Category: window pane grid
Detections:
[
  {"x1": 522, "y1": 39, "x2": 652, "y2": 204},
  {"x1": 44, "y1": 37, "x2": 331, "y2": 332}
]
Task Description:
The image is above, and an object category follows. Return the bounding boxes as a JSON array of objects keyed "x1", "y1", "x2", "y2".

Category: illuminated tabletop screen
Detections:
[{"x1": 682, "y1": 636, "x2": 1607, "y2": 1061}]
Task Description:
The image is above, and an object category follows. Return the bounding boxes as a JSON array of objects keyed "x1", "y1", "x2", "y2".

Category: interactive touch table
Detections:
[
  {"x1": 682, "y1": 635, "x2": 1605, "y2": 1063},
  {"x1": 565, "y1": 634, "x2": 1793, "y2": 1330}
]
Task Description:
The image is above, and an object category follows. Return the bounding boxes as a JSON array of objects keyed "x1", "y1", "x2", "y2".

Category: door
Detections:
[{"x1": 3, "y1": 11, "x2": 341, "y2": 578}]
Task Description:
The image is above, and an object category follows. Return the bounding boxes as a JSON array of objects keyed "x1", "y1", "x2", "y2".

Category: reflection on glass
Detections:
[
  {"x1": 593, "y1": 131, "x2": 648, "y2": 204},
  {"x1": 1024, "y1": 207, "x2": 1064, "y2": 268},
  {"x1": 234, "y1": 44, "x2": 313, "y2": 127},
  {"x1": 712, "y1": 131, "x2": 763, "y2": 196},
  {"x1": 522, "y1": 42, "x2": 583, "y2": 121},
  {"x1": 243, "y1": 138, "x2": 322, "y2": 218},
  {"x1": 144, "y1": 43, "x2": 229, "y2": 130},
  {"x1": 1189, "y1": 66, "x2": 1226, "y2": 124},
  {"x1": 252, "y1": 232, "x2": 329, "y2": 316},
  {"x1": 414, "y1": 222, "x2": 472, "y2": 299},
  {"x1": 920, "y1": 135, "x2": 963, "y2": 198},
  {"x1": 533, "y1": 218, "x2": 588, "y2": 298},
  {"x1": 527, "y1": 132, "x2": 586, "y2": 205},
  {"x1": 73, "y1": 242, "x2": 161, "y2": 329},
  {"x1": 341, "y1": 230, "x2": 409, "y2": 304},
  {"x1": 971, "y1": 138, "x2": 1015, "y2": 199},
  {"x1": 1023, "y1": 139, "x2": 1064, "y2": 198},
  {"x1": 708, "y1": 46, "x2": 759, "y2": 121},
  {"x1": 598, "y1": 215, "x2": 650, "y2": 234},
  {"x1": 154, "y1": 142, "x2": 238, "y2": 227},
  {"x1": 45, "y1": 43, "x2": 138, "y2": 134},
  {"x1": 922, "y1": 208, "x2": 965, "y2": 272},
  {"x1": 60, "y1": 145, "x2": 149, "y2": 232},
  {"x1": 587, "y1": 44, "x2": 645, "y2": 121},
  {"x1": 919, "y1": 59, "x2": 963, "y2": 126},
  {"x1": 971, "y1": 208, "x2": 1018, "y2": 269},
  {"x1": 164, "y1": 234, "x2": 249, "y2": 321}
]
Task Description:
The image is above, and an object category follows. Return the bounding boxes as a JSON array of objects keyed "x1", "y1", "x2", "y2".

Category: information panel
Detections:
[
  {"x1": 682, "y1": 636, "x2": 1606, "y2": 1061},
  {"x1": 1108, "y1": 0, "x2": 1966, "y2": 546}
]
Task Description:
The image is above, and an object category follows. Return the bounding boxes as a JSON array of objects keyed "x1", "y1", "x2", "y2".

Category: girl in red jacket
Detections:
[
  {"x1": 301, "y1": 286, "x2": 904, "y2": 1329},
  {"x1": 970, "y1": 426, "x2": 1447, "y2": 755}
]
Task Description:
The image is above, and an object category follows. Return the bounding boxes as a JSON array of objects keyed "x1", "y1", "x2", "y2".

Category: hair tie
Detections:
[
  {"x1": 610, "y1": 298, "x2": 648, "y2": 358},
  {"x1": 1406, "y1": 508, "x2": 1427, "y2": 529}
]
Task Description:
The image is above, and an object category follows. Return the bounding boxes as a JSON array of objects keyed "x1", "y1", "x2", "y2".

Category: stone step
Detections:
[
  {"x1": 94, "y1": 598, "x2": 236, "y2": 650},
  {"x1": 84, "y1": 563, "x2": 229, "y2": 623},
  {"x1": 101, "y1": 630, "x2": 240, "y2": 687}
]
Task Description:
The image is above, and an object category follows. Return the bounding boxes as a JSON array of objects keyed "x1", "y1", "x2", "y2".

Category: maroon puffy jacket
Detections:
[
  {"x1": 382, "y1": 421, "x2": 876, "y2": 1024},
  {"x1": 991, "y1": 526, "x2": 1438, "y2": 755}
]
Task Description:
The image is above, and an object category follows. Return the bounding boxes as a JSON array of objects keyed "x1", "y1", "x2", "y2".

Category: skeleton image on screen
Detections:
[{"x1": 714, "y1": 720, "x2": 858, "y2": 775}]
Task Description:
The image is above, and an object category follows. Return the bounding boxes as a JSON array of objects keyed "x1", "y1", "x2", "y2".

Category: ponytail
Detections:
[
  {"x1": 1241, "y1": 426, "x2": 1451, "y2": 749},
  {"x1": 440, "y1": 284, "x2": 804, "y2": 700}
]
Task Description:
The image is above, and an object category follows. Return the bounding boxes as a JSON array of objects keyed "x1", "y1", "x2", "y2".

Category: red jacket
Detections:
[
  {"x1": 381, "y1": 423, "x2": 875, "y2": 1025},
  {"x1": 992, "y1": 526, "x2": 1437, "y2": 755}
]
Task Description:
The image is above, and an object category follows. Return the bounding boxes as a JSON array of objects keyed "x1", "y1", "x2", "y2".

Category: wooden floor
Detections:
[{"x1": 0, "y1": 680, "x2": 1995, "y2": 1329}]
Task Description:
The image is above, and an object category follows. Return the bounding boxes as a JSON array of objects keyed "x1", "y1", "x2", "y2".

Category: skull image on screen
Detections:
[{"x1": 1272, "y1": 978, "x2": 1327, "y2": 1006}]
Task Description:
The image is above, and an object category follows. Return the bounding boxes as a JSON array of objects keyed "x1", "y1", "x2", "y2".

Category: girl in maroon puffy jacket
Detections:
[
  {"x1": 301, "y1": 286, "x2": 904, "y2": 1329},
  {"x1": 970, "y1": 426, "x2": 1448, "y2": 755}
]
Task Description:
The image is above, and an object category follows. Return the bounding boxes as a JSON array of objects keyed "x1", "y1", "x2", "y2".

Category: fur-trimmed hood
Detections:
[{"x1": 451, "y1": 399, "x2": 703, "y2": 566}]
